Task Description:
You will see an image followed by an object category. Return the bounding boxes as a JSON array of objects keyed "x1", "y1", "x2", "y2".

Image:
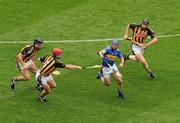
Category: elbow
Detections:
[
  {"x1": 127, "y1": 24, "x2": 131, "y2": 29},
  {"x1": 154, "y1": 37, "x2": 158, "y2": 43},
  {"x1": 97, "y1": 51, "x2": 100, "y2": 55},
  {"x1": 97, "y1": 51, "x2": 102, "y2": 56},
  {"x1": 16, "y1": 54, "x2": 22, "y2": 61},
  {"x1": 123, "y1": 36, "x2": 128, "y2": 40}
]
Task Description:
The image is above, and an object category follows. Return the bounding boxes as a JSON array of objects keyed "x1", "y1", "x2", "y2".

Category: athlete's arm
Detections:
[
  {"x1": 124, "y1": 23, "x2": 137, "y2": 40},
  {"x1": 139, "y1": 37, "x2": 157, "y2": 49},
  {"x1": 147, "y1": 29, "x2": 158, "y2": 47},
  {"x1": 97, "y1": 49, "x2": 105, "y2": 59},
  {"x1": 123, "y1": 24, "x2": 141, "y2": 46},
  {"x1": 16, "y1": 47, "x2": 29, "y2": 68},
  {"x1": 141, "y1": 36, "x2": 157, "y2": 49},
  {"x1": 123, "y1": 24, "x2": 131, "y2": 40},
  {"x1": 119, "y1": 57, "x2": 124, "y2": 68},
  {"x1": 148, "y1": 36, "x2": 158, "y2": 46},
  {"x1": 118, "y1": 53, "x2": 124, "y2": 68},
  {"x1": 30, "y1": 56, "x2": 35, "y2": 62},
  {"x1": 29, "y1": 55, "x2": 37, "y2": 74},
  {"x1": 56, "y1": 61, "x2": 82, "y2": 69},
  {"x1": 142, "y1": 29, "x2": 158, "y2": 49},
  {"x1": 38, "y1": 56, "x2": 47, "y2": 66},
  {"x1": 16, "y1": 53, "x2": 26, "y2": 68}
]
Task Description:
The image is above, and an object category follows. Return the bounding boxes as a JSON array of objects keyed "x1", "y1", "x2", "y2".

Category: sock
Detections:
[
  {"x1": 124, "y1": 54, "x2": 130, "y2": 60},
  {"x1": 118, "y1": 89, "x2": 123, "y2": 95},
  {"x1": 12, "y1": 77, "x2": 17, "y2": 82},
  {"x1": 147, "y1": 68, "x2": 152, "y2": 73},
  {"x1": 126, "y1": 55, "x2": 130, "y2": 60},
  {"x1": 101, "y1": 77, "x2": 104, "y2": 82}
]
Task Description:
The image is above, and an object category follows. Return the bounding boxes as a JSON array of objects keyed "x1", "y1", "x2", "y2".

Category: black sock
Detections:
[
  {"x1": 124, "y1": 54, "x2": 130, "y2": 60},
  {"x1": 127, "y1": 55, "x2": 130, "y2": 60}
]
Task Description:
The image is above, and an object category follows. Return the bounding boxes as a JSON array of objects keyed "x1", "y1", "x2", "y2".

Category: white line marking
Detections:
[{"x1": 0, "y1": 33, "x2": 180, "y2": 44}]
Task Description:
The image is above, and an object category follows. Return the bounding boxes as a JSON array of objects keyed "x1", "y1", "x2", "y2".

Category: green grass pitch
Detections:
[{"x1": 0, "y1": 0, "x2": 180, "y2": 123}]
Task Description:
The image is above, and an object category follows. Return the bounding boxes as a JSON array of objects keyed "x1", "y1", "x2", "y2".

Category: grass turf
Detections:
[{"x1": 0, "y1": 0, "x2": 180, "y2": 123}]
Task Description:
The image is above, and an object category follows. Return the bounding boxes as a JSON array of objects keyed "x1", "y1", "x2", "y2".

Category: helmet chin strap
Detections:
[
  {"x1": 111, "y1": 46, "x2": 117, "y2": 50},
  {"x1": 35, "y1": 47, "x2": 41, "y2": 50},
  {"x1": 34, "y1": 44, "x2": 42, "y2": 50}
]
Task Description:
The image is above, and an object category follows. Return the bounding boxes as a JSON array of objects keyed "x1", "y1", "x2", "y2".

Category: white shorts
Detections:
[
  {"x1": 16, "y1": 60, "x2": 35, "y2": 70},
  {"x1": 132, "y1": 44, "x2": 144, "y2": 54},
  {"x1": 102, "y1": 64, "x2": 119, "y2": 78},
  {"x1": 35, "y1": 71, "x2": 54, "y2": 85}
]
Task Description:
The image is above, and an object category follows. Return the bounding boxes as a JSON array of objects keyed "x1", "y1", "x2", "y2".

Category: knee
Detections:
[
  {"x1": 116, "y1": 73, "x2": 122, "y2": 78},
  {"x1": 51, "y1": 84, "x2": 56, "y2": 88},
  {"x1": 104, "y1": 82, "x2": 111, "y2": 86},
  {"x1": 138, "y1": 58, "x2": 147, "y2": 64},
  {"x1": 43, "y1": 85, "x2": 51, "y2": 93},
  {"x1": 24, "y1": 76, "x2": 30, "y2": 81},
  {"x1": 117, "y1": 80, "x2": 122, "y2": 85},
  {"x1": 135, "y1": 58, "x2": 139, "y2": 62},
  {"x1": 46, "y1": 88, "x2": 51, "y2": 94}
]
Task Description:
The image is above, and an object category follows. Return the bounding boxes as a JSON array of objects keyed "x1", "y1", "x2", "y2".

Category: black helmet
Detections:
[
  {"x1": 34, "y1": 38, "x2": 43, "y2": 44},
  {"x1": 142, "y1": 18, "x2": 150, "y2": 25}
]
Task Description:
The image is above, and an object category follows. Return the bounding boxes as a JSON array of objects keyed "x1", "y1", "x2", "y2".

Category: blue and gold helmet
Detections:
[{"x1": 112, "y1": 39, "x2": 119, "y2": 45}]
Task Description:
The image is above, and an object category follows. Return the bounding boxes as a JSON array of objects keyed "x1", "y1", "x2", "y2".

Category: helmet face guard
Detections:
[
  {"x1": 112, "y1": 39, "x2": 119, "y2": 46},
  {"x1": 34, "y1": 38, "x2": 43, "y2": 44},
  {"x1": 142, "y1": 19, "x2": 150, "y2": 26},
  {"x1": 112, "y1": 39, "x2": 119, "y2": 49},
  {"x1": 34, "y1": 38, "x2": 43, "y2": 50}
]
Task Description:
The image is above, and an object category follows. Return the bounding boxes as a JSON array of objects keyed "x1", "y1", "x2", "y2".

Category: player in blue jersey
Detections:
[{"x1": 97, "y1": 39, "x2": 125, "y2": 99}]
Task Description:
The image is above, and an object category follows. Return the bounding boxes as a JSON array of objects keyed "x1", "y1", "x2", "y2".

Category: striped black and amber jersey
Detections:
[
  {"x1": 39, "y1": 55, "x2": 66, "y2": 75},
  {"x1": 16, "y1": 44, "x2": 37, "y2": 62},
  {"x1": 129, "y1": 23, "x2": 156, "y2": 43}
]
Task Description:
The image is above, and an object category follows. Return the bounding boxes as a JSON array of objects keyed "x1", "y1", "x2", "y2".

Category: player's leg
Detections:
[
  {"x1": 38, "y1": 84, "x2": 50, "y2": 102},
  {"x1": 38, "y1": 76, "x2": 50, "y2": 102},
  {"x1": 123, "y1": 44, "x2": 141, "y2": 63},
  {"x1": 12, "y1": 62, "x2": 31, "y2": 81},
  {"x1": 17, "y1": 68, "x2": 31, "y2": 81},
  {"x1": 135, "y1": 54, "x2": 155, "y2": 78},
  {"x1": 136, "y1": 54, "x2": 148, "y2": 70},
  {"x1": 96, "y1": 68, "x2": 104, "y2": 81},
  {"x1": 28, "y1": 60, "x2": 38, "y2": 75},
  {"x1": 47, "y1": 76, "x2": 56, "y2": 89},
  {"x1": 10, "y1": 60, "x2": 38, "y2": 89},
  {"x1": 124, "y1": 44, "x2": 155, "y2": 78},
  {"x1": 98, "y1": 72, "x2": 112, "y2": 86},
  {"x1": 16, "y1": 60, "x2": 36, "y2": 80},
  {"x1": 35, "y1": 71, "x2": 42, "y2": 91},
  {"x1": 123, "y1": 52, "x2": 138, "y2": 64},
  {"x1": 112, "y1": 65, "x2": 125, "y2": 99},
  {"x1": 103, "y1": 77, "x2": 112, "y2": 86},
  {"x1": 97, "y1": 67, "x2": 112, "y2": 86},
  {"x1": 124, "y1": 54, "x2": 138, "y2": 62},
  {"x1": 28, "y1": 60, "x2": 41, "y2": 88},
  {"x1": 112, "y1": 72, "x2": 122, "y2": 88},
  {"x1": 10, "y1": 68, "x2": 31, "y2": 89}
]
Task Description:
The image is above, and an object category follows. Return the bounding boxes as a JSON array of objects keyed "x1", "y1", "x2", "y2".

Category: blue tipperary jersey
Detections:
[{"x1": 102, "y1": 46, "x2": 122, "y2": 67}]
